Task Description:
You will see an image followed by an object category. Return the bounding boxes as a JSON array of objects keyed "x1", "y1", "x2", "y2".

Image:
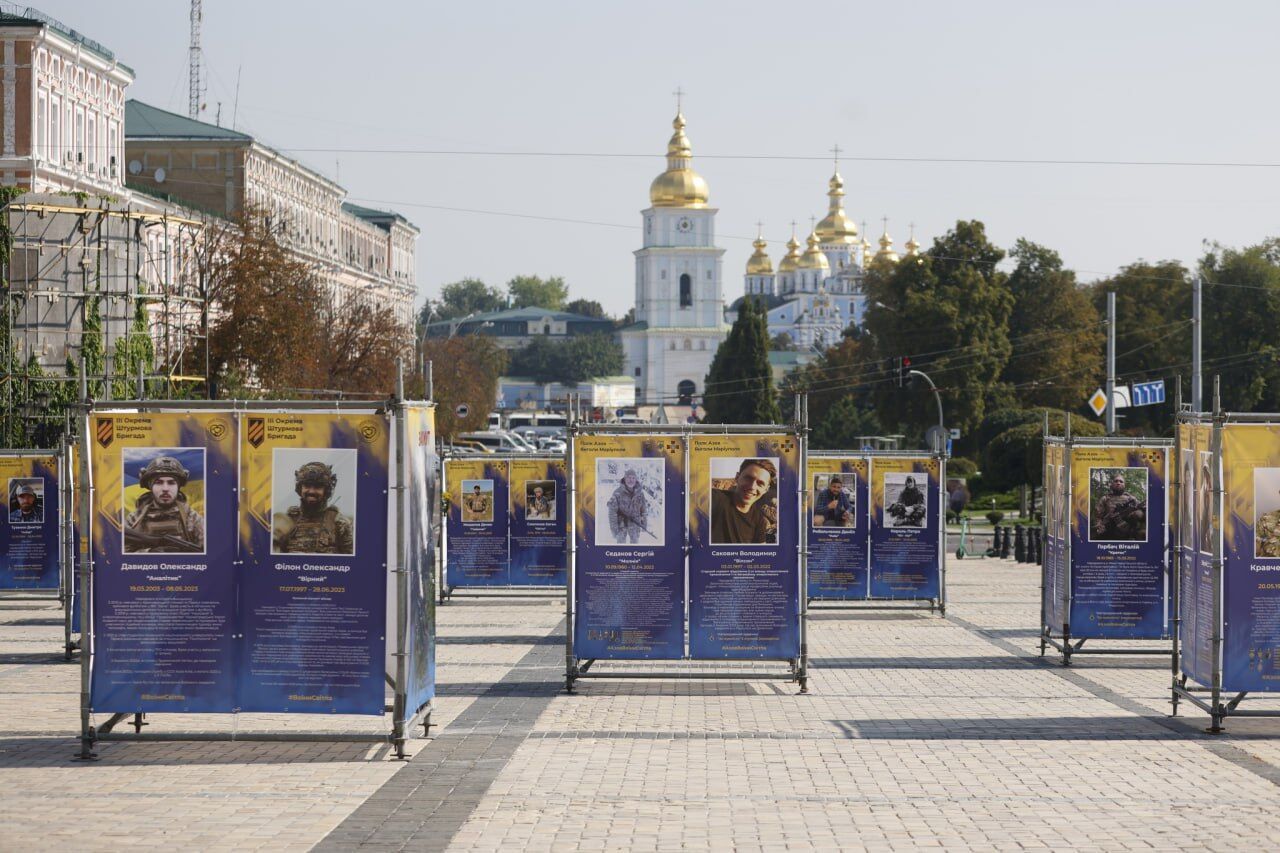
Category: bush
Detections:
[
  {"x1": 986, "y1": 510, "x2": 1004, "y2": 525},
  {"x1": 948, "y1": 457, "x2": 978, "y2": 477}
]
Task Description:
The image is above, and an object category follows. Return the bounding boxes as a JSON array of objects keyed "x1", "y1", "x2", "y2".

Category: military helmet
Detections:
[
  {"x1": 140, "y1": 456, "x2": 189, "y2": 489},
  {"x1": 294, "y1": 462, "x2": 337, "y2": 497}
]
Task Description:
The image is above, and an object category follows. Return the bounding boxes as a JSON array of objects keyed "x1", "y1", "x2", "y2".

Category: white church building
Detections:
[{"x1": 620, "y1": 111, "x2": 728, "y2": 407}]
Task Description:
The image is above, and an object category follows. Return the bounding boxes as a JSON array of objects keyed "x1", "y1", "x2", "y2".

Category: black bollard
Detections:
[
  {"x1": 1014, "y1": 526, "x2": 1027, "y2": 562},
  {"x1": 1000, "y1": 525, "x2": 1012, "y2": 559},
  {"x1": 1035, "y1": 529, "x2": 1044, "y2": 564}
]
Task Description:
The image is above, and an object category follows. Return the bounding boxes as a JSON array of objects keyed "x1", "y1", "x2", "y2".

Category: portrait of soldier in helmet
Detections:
[
  {"x1": 8, "y1": 478, "x2": 44, "y2": 525},
  {"x1": 272, "y1": 453, "x2": 356, "y2": 555},
  {"x1": 122, "y1": 451, "x2": 206, "y2": 554}
]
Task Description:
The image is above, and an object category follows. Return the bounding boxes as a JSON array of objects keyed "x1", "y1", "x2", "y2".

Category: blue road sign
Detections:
[{"x1": 1131, "y1": 380, "x2": 1166, "y2": 407}]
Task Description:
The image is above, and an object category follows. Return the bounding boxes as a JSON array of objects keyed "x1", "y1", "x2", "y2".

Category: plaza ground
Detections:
[{"x1": 3, "y1": 555, "x2": 1280, "y2": 850}]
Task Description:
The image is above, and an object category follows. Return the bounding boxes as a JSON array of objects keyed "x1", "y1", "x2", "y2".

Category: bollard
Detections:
[
  {"x1": 1034, "y1": 528, "x2": 1043, "y2": 565},
  {"x1": 1014, "y1": 526, "x2": 1027, "y2": 562},
  {"x1": 1000, "y1": 525, "x2": 1012, "y2": 559}
]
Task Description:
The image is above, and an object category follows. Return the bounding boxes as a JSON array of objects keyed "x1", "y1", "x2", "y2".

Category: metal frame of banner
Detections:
[
  {"x1": 1039, "y1": 415, "x2": 1174, "y2": 665},
  {"x1": 805, "y1": 448, "x2": 948, "y2": 616},
  {"x1": 1172, "y1": 382, "x2": 1280, "y2": 731},
  {"x1": 0, "y1": 447, "x2": 64, "y2": 603},
  {"x1": 76, "y1": 378, "x2": 435, "y2": 761},
  {"x1": 439, "y1": 452, "x2": 567, "y2": 602},
  {"x1": 61, "y1": 437, "x2": 80, "y2": 659},
  {"x1": 564, "y1": 399, "x2": 809, "y2": 694}
]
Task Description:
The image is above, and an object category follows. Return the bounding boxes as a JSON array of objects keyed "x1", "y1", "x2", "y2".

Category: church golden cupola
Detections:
[{"x1": 649, "y1": 112, "x2": 710, "y2": 208}]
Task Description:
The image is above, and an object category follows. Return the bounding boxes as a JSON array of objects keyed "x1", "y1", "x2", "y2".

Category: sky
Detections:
[{"x1": 34, "y1": 1, "x2": 1280, "y2": 318}]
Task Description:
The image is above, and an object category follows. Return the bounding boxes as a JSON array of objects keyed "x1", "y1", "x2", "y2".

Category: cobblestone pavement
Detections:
[{"x1": 4, "y1": 558, "x2": 1280, "y2": 850}]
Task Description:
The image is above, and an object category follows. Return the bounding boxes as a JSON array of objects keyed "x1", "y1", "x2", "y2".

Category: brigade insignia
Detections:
[
  {"x1": 206, "y1": 418, "x2": 229, "y2": 441},
  {"x1": 95, "y1": 418, "x2": 114, "y2": 448},
  {"x1": 358, "y1": 419, "x2": 381, "y2": 443},
  {"x1": 247, "y1": 417, "x2": 265, "y2": 448}
]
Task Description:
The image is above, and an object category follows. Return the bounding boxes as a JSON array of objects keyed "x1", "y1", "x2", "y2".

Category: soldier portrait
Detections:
[
  {"x1": 1180, "y1": 450, "x2": 1194, "y2": 551},
  {"x1": 1199, "y1": 453, "x2": 1214, "y2": 554},
  {"x1": 884, "y1": 473, "x2": 928, "y2": 529},
  {"x1": 460, "y1": 480, "x2": 495, "y2": 523},
  {"x1": 1253, "y1": 468, "x2": 1280, "y2": 559},
  {"x1": 271, "y1": 449, "x2": 356, "y2": 556},
  {"x1": 1088, "y1": 467, "x2": 1148, "y2": 543},
  {"x1": 122, "y1": 449, "x2": 206, "y2": 554},
  {"x1": 595, "y1": 457, "x2": 665, "y2": 547},
  {"x1": 7, "y1": 477, "x2": 44, "y2": 525},
  {"x1": 524, "y1": 480, "x2": 555, "y2": 522},
  {"x1": 812, "y1": 473, "x2": 854, "y2": 529},
  {"x1": 710, "y1": 457, "x2": 779, "y2": 545}
]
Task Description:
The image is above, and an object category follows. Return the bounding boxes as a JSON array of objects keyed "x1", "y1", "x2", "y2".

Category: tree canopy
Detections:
[
  {"x1": 420, "y1": 278, "x2": 506, "y2": 325},
  {"x1": 507, "y1": 333, "x2": 624, "y2": 384},
  {"x1": 703, "y1": 298, "x2": 780, "y2": 424},
  {"x1": 507, "y1": 275, "x2": 569, "y2": 311}
]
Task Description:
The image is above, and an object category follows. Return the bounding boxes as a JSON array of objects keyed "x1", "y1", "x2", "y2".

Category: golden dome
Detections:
[
  {"x1": 814, "y1": 171, "x2": 858, "y2": 245},
  {"x1": 796, "y1": 231, "x2": 830, "y2": 271},
  {"x1": 904, "y1": 228, "x2": 921, "y2": 257},
  {"x1": 875, "y1": 228, "x2": 899, "y2": 264},
  {"x1": 776, "y1": 230, "x2": 802, "y2": 274},
  {"x1": 745, "y1": 233, "x2": 773, "y2": 275},
  {"x1": 649, "y1": 112, "x2": 710, "y2": 208}
]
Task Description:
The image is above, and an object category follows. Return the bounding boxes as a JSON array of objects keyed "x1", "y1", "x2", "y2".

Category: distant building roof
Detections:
[
  {"x1": 125, "y1": 100, "x2": 252, "y2": 141},
  {"x1": 427, "y1": 306, "x2": 614, "y2": 333},
  {"x1": 340, "y1": 201, "x2": 418, "y2": 234},
  {"x1": 0, "y1": 7, "x2": 133, "y2": 74}
]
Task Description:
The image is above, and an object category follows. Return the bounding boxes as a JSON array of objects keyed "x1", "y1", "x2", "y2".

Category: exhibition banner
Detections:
[
  {"x1": 573, "y1": 434, "x2": 685, "y2": 659},
  {"x1": 509, "y1": 457, "x2": 568, "y2": 586},
  {"x1": 806, "y1": 457, "x2": 869, "y2": 599},
  {"x1": 1181, "y1": 424, "x2": 1216, "y2": 685},
  {"x1": 89, "y1": 412, "x2": 237, "y2": 713},
  {"x1": 402, "y1": 405, "x2": 437, "y2": 715},
  {"x1": 688, "y1": 434, "x2": 800, "y2": 659},
  {"x1": 444, "y1": 458, "x2": 511, "y2": 586},
  {"x1": 1221, "y1": 424, "x2": 1280, "y2": 691},
  {"x1": 0, "y1": 453, "x2": 59, "y2": 590},
  {"x1": 868, "y1": 457, "x2": 941, "y2": 599},
  {"x1": 1067, "y1": 446, "x2": 1168, "y2": 639},
  {"x1": 239, "y1": 412, "x2": 389, "y2": 715},
  {"x1": 1043, "y1": 442, "x2": 1066, "y2": 629}
]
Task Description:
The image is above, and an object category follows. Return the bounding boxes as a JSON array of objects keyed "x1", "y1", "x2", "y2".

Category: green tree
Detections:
[
  {"x1": 564, "y1": 298, "x2": 608, "y2": 319},
  {"x1": 864, "y1": 220, "x2": 1013, "y2": 438},
  {"x1": 1090, "y1": 261, "x2": 1191, "y2": 433},
  {"x1": 1200, "y1": 240, "x2": 1280, "y2": 412},
  {"x1": 420, "y1": 278, "x2": 506, "y2": 325},
  {"x1": 703, "y1": 298, "x2": 780, "y2": 424},
  {"x1": 421, "y1": 335, "x2": 508, "y2": 439},
  {"x1": 1003, "y1": 239, "x2": 1103, "y2": 409},
  {"x1": 507, "y1": 275, "x2": 568, "y2": 311},
  {"x1": 811, "y1": 396, "x2": 880, "y2": 450},
  {"x1": 981, "y1": 411, "x2": 1104, "y2": 492},
  {"x1": 507, "y1": 333, "x2": 624, "y2": 384}
]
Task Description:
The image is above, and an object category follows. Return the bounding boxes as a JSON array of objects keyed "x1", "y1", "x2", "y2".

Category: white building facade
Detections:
[{"x1": 620, "y1": 112, "x2": 728, "y2": 406}]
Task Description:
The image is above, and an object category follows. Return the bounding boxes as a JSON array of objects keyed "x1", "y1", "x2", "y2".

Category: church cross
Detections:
[
  {"x1": 830, "y1": 144, "x2": 842, "y2": 167},
  {"x1": 673, "y1": 86, "x2": 685, "y2": 112}
]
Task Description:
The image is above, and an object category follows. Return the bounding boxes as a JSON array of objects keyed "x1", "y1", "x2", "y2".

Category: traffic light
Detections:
[{"x1": 897, "y1": 356, "x2": 912, "y2": 387}]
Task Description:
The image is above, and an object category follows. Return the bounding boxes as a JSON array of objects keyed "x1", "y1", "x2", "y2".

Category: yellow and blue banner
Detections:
[
  {"x1": 1043, "y1": 442, "x2": 1066, "y2": 629},
  {"x1": 89, "y1": 412, "x2": 236, "y2": 713},
  {"x1": 1180, "y1": 424, "x2": 1216, "y2": 684},
  {"x1": 509, "y1": 457, "x2": 567, "y2": 586},
  {"x1": 238, "y1": 412, "x2": 390, "y2": 715},
  {"x1": 868, "y1": 457, "x2": 941, "y2": 599},
  {"x1": 573, "y1": 434, "x2": 685, "y2": 659},
  {"x1": 444, "y1": 458, "x2": 511, "y2": 586},
  {"x1": 0, "y1": 453, "x2": 60, "y2": 590},
  {"x1": 1067, "y1": 446, "x2": 1167, "y2": 639},
  {"x1": 688, "y1": 434, "x2": 800, "y2": 659},
  {"x1": 807, "y1": 457, "x2": 869, "y2": 600}
]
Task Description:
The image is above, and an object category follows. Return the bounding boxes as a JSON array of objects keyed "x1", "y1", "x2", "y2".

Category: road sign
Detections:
[
  {"x1": 1113, "y1": 386, "x2": 1132, "y2": 409},
  {"x1": 1088, "y1": 388, "x2": 1107, "y2": 417},
  {"x1": 948, "y1": 428, "x2": 961, "y2": 440},
  {"x1": 1131, "y1": 380, "x2": 1166, "y2": 407},
  {"x1": 455, "y1": 403, "x2": 470, "y2": 419},
  {"x1": 924, "y1": 425, "x2": 948, "y2": 453}
]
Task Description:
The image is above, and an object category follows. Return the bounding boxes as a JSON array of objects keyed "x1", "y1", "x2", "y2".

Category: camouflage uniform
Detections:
[
  {"x1": 124, "y1": 457, "x2": 205, "y2": 552},
  {"x1": 1258, "y1": 509, "x2": 1280, "y2": 558},
  {"x1": 1093, "y1": 491, "x2": 1145, "y2": 541},
  {"x1": 529, "y1": 493, "x2": 552, "y2": 519},
  {"x1": 462, "y1": 492, "x2": 492, "y2": 518},
  {"x1": 273, "y1": 462, "x2": 354, "y2": 554},
  {"x1": 607, "y1": 475, "x2": 647, "y2": 543}
]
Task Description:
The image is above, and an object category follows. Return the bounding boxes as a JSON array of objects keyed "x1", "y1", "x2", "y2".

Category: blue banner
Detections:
[
  {"x1": 868, "y1": 458, "x2": 941, "y2": 599},
  {"x1": 1067, "y1": 446, "x2": 1168, "y2": 640},
  {"x1": 89, "y1": 412, "x2": 237, "y2": 714},
  {"x1": 1179, "y1": 424, "x2": 1216, "y2": 685},
  {"x1": 807, "y1": 457, "x2": 869, "y2": 600},
  {"x1": 1221, "y1": 424, "x2": 1280, "y2": 692},
  {"x1": 688, "y1": 434, "x2": 800, "y2": 660},
  {"x1": 573, "y1": 435, "x2": 685, "y2": 659},
  {"x1": 238, "y1": 412, "x2": 389, "y2": 715},
  {"x1": 444, "y1": 459, "x2": 511, "y2": 587},
  {"x1": 509, "y1": 458, "x2": 568, "y2": 586},
  {"x1": 402, "y1": 405, "x2": 437, "y2": 716},
  {"x1": 0, "y1": 453, "x2": 60, "y2": 590},
  {"x1": 1043, "y1": 442, "x2": 1067, "y2": 630}
]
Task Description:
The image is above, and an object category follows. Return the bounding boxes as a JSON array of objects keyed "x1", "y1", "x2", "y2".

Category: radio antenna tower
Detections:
[{"x1": 188, "y1": 0, "x2": 204, "y2": 118}]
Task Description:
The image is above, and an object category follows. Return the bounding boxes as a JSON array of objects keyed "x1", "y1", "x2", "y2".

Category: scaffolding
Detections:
[{"x1": 1, "y1": 194, "x2": 207, "y2": 446}]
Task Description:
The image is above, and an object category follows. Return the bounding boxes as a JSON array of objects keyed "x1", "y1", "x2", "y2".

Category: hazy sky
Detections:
[{"x1": 37, "y1": 1, "x2": 1280, "y2": 318}]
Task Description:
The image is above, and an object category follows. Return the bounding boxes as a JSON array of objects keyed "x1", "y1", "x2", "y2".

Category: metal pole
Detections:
[
  {"x1": 1192, "y1": 275, "x2": 1203, "y2": 412},
  {"x1": 77, "y1": 370, "x2": 95, "y2": 759},
  {"x1": 1209, "y1": 376, "x2": 1224, "y2": 732},
  {"x1": 908, "y1": 369, "x2": 944, "y2": 436},
  {"x1": 390, "y1": 361, "x2": 409, "y2": 757},
  {"x1": 564, "y1": 404, "x2": 577, "y2": 693},
  {"x1": 1106, "y1": 290, "x2": 1117, "y2": 435},
  {"x1": 426, "y1": 360, "x2": 433, "y2": 402},
  {"x1": 1062, "y1": 410, "x2": 1073, "y2": 664},
  {"x1": 1040, "y1": 411, "x2": 1049, "y2": 655},
  {"x1": 797, "y1": 394, "x2": 809, "y2": 692}
]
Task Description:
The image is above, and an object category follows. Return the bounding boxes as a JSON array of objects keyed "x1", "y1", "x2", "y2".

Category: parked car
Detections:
[
  {"x1": 456, "y1": 430, "x2": 536, "y2": 453},
  {"x1": 536, "y1": 437, "x2": 567, "y2": 454}
]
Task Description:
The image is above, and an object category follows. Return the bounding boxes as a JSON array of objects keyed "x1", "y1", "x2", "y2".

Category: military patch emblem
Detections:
[
  {"x1": 95, "y1": 418, "x2": 114, "y2": 448},
  {"x1": 247, "y1": 417, "x2": 265, "y2": 448}
]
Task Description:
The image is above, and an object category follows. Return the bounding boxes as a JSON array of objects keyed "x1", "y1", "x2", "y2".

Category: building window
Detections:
[
  {"x1": 677, "y1": 380, "x2": 696, "y2": 404},
  {"x1": 634, "y1": 367, "x2": 641, "y2": 377},
  {"x1": 679, "y1": 273, "x2": 692, "y2": 307},
  {"x1": 683, "y1": 339, "x2": 691, "y2": 351}
]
